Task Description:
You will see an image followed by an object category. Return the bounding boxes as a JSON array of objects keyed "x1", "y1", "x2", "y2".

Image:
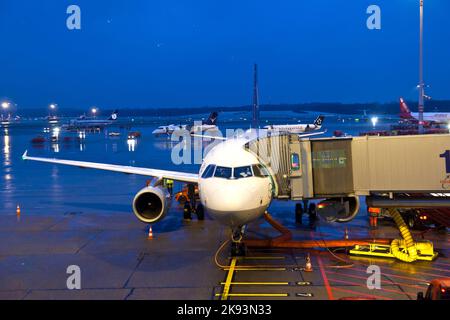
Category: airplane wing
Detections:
[
  {"x1": 22, "y1": 151, "x2": 198, "y2": 183},
  {"x1": 297, "y1": 130, "x2": 327, "y2": 138},
  {"x1": 191, "y1": 133, "x2": 227, "y2": 141}
]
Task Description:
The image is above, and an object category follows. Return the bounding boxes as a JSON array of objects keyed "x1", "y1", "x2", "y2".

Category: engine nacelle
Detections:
[
  {"x1": 132, "y1": 186, "x2": 170, "y2": 223},
  {"x1": 317, "y1": 196, "x2": 360, "y2": 223}
]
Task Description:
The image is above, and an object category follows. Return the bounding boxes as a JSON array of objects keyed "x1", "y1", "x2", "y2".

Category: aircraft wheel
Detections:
[
  {"x1": 295, "y1": 203, "x2": 303, "y2": 224},
  {"x1": 308, "y1": 203, "x2": 317, "y2": 220},
  {"x1": 196, "y1": 203, "x2": 205, "y2": 220},
  {"x1": 183, "y1": 202, "x2": 192, "y2": 220},
  {"x1": 308, "y1": 203, "x2": 317, "y2": 226}
]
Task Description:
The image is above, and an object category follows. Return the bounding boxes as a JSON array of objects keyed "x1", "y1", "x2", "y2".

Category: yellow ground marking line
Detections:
[
  {"x1": 221, "y1": 267, "x2": 286, "y2": 271},
  {"x1": 221, "y1": 257, "x2": 237, "y2": 300},
  {"x1": 241, "y1": 257, "x2": 286, "y2": 260},
  {"x1": 220, "y1": 282, "x2": 289, "y2": 285},
  {"x1": 215, "y1": 293, "x2": 289, "y2": 297}
]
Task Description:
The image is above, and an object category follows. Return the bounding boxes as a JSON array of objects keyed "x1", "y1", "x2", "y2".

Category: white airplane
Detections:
[
  {"x1": 263, "y1": 115, "x2": 324, "y2": 134},
  {"x1": 400, "y1": 98, "x2": 450, "y2": 124},
  {"x1": 152, "y1": 112, "x2": 219, "y2": 136},
  {"x1": 63, "y1": 110, "x2": 119, "y2": 129},
  {"x1": 22, "y1": 128, "x2": 336, "y2": 255}
]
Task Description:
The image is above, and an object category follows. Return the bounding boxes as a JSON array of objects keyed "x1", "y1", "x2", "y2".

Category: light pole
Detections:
[
  {"x1": 1, "y1": 102, "x2": 10, "y2": 121},
  {"x1": 49, "y1": 103, "x2": 57, "y2": 116},
  {"x1": 1, "y1": 102, "x2": 9, "y2": 110},
  {"x1": 418, "y1": 0, "x2": 425, "y2": 134}
]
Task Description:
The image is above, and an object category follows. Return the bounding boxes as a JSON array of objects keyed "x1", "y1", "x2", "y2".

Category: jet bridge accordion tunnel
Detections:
[{"x1": 245, "y1": 133, "x2": 450, "y2": 218}]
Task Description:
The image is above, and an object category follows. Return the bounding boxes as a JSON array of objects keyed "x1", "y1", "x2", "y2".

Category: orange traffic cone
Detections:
[
  {"x1": 147, "y1": 226, "x2": 153, "y2": 240},
  {"x1": 304, "y1": 253, "x2": 313, "y2": 272},
  {"x1": 16, "y1": 205, "x2": 21, "y2": 216}
]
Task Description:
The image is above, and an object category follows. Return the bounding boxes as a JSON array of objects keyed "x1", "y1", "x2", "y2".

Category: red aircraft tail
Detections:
[{"x1": 399, "y1": 97, "x2": 413, "y2": 119}]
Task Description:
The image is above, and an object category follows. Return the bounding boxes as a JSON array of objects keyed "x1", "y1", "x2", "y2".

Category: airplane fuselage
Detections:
[
  {"x1": 410, "y1": 112, "x2": 450, "y2": 124},
  {"x1": 198, "y1": 137, "x2": 273, "y2": 227},
  {"x1": 264, "y1": 124, "x2": 321, "y2": 133}
]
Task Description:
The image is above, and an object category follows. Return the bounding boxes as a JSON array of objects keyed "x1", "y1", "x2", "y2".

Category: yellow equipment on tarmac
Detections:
[{"x1": 350, "y1": 208, "x2": 438, "y2": 262}]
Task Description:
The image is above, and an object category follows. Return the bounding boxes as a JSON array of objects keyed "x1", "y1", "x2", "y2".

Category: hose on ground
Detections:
[{"x1": 388, "y1": 208, "x2": 418, "y2": 263}]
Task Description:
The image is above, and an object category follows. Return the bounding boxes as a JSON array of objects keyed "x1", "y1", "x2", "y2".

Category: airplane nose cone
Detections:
[{"x1": 201, "y1": 180, "x2": 269, "y2": 227}]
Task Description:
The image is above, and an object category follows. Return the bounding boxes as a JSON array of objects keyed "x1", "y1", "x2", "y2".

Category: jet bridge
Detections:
[{"x1": 245, "y1": 133, "x2": 450, "y2": 207}]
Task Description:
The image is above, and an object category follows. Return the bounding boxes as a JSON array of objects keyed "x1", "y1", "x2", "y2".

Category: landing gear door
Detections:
[{"x1": 289, "y1": 140, "x2": 303, "y2": 199}]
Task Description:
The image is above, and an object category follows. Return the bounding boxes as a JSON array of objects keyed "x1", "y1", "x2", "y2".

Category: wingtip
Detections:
[{"x1": 22, "y1": 150, "x2": 28, "y2": 160}]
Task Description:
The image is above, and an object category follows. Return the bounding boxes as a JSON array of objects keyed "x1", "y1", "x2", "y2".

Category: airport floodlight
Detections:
[
  {"x1": 49, "y1": 104, "x2": 57, "y2": 110},
  {"x1": 371, "y1": 116, "x2": 379, "y2": 127},
  {"x1": 1, "y1": 102, "x2": 10, "y2": 109},
  {"x1": 91, "y1": 107, "x2": 97, "y2": 114}
]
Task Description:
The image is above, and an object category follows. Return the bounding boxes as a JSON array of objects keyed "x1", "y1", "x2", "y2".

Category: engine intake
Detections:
[
  {"x1": 317, "y1": 196, "x2": 360, "y2": 223},
  {"x1": 132, "y1": 186, "x2": 169, "y2": 223}
]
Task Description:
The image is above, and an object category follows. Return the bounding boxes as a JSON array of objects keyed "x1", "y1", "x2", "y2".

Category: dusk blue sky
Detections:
[{"x1": 1, "y1": 0, "x2": 449, "y2": 109}]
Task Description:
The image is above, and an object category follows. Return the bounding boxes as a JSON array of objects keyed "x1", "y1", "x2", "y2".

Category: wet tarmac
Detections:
[{"x1": 0, "y1": 199, "x2": 448, "y2": 300}]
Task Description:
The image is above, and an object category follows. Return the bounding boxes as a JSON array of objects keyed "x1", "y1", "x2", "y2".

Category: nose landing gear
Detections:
[{"x1": 230, "y1": 226, "x2": 247, "y2": 256}]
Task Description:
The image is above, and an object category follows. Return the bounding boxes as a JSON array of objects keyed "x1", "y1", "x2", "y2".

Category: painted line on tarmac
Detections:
[
  {"x1": 221, "y1": 257, "x2": 237, "y2": 300},
  {"x1": 220, "y1": 282, "x2": 289, "y2": 286},
  {"x1": 327, "y1": 270, "x2": 426, "y2": 291},
  {"x1": 222, "y1": 267, "x2": 287, "y2": 271},
  {"x1": 328, "y1": 277, "x2": 416, "y2": 298},
  {"x1": 349, "y1": 264, "x2": 446, "y2": 281},
  {"x1": 332, "y1": 287, "x2": 392, "y2": 300},
  {"x1": 240, "y1": 256, "x2": 286, "y2": 260},
  {"x1": 215, "y1": 293, "x2": 288, "y2": 297},
  {"x1": 317, "y1": 256, "x2": 335, "y2": 300}
]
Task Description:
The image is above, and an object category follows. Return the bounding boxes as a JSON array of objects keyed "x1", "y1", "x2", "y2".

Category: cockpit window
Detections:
[
  {"x1": 252, "y1": 164, "x2": 270, "y2": 177},
  {"x1": 214, "y1": 166, "x2": 232, "y2": 179},
  {"x1": 233, "y1": 166, "x2": 253, "y2": 179},
  {"x1": 201, "y1": 164, "x2": 216, "y2": 179}
]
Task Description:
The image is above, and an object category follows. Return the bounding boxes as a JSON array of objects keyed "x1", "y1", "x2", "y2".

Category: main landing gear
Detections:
[
  {"x1": 183, "y1": 183, "x2": 204, "y2": 221},
  {"x1": 183, "y1": 202, "x2": 205, "y2": 221},
  {"x1": 295, "y1": 200, "x2": 317, "y2": 226},
  {"x1": 230, "y1": 226, "x2": 247, "y2": 256}
]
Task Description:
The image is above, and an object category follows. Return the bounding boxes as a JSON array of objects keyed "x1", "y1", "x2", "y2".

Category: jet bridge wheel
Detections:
[
  {"x1": 295, "y1": 203, "x2": 303, "y2": 224},
  {"x1": 308, "y1": 203, "x2": 317, "y2": 224}
]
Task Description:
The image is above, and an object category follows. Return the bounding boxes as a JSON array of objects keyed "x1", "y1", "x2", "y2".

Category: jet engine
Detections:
[
  {"x1": 132, "y1": 186, "x2": 170, "y2": 223},
  {"x1": 316, "y1": 196, "x2": 360, "y2": 223}
]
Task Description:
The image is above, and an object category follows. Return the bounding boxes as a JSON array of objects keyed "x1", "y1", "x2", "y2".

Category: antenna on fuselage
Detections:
[{"x1": 252, "y1": 64, "x2": 260, "y2": 131}]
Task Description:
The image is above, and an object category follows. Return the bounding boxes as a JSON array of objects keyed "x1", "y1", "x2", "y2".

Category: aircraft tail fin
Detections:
[
  {"x1": 399, "y1": 98, "x2": 413, "y2": 119},
  {"x1": 108, "y1": 110, "x2": 119, "y2": 121},
  {"x1": 204, "y1": 112, "x2": 218, "y2": 125},
  {"x1": 314, "y1": 115, "x2": 324, "y2": 127}
]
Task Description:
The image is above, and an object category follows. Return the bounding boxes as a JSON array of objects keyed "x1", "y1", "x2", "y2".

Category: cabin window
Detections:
[
  {"x1": 214, "y1": 166, "x2": 232, "y2": 179},
  {"x1": 201, "y1": 164, "x2": 216, "y2": 178},
  {"x1": 252, "y1": 164, "x2": 270, "y2": 177},
  {"x1": 233, "y1": 166, "x2": 253, "y2": 179}
]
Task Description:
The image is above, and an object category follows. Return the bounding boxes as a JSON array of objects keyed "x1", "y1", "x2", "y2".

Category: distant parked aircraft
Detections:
[
  {"x1": 152, "y1": 112, "x2": 219, "y2": 136},
  {"x1": 263, "y1": 115, "x2": 324, "y2": 134},
  {"x1": 400, "y1": 98, "x2": 450, "y2": 124},
  {"x1": 62, "y1": 110, "x2": 118, "y2": 129}
]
